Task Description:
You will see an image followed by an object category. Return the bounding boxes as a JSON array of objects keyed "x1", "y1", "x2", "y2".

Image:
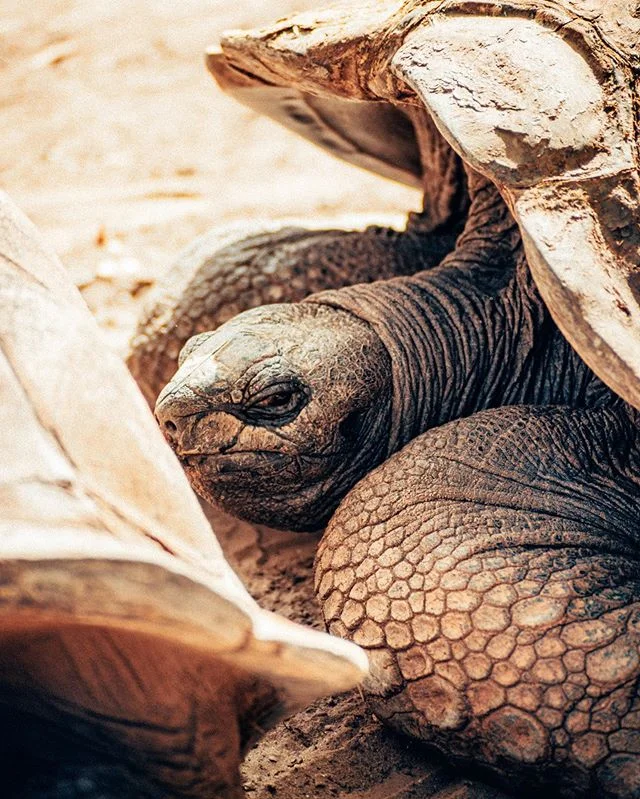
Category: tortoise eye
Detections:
[
  {"x1": 252, "y1": 390, "x2": 295, "y2": 409},
  {"x1": 241, "y1": 382, "x2": 309, "y2": 426}
]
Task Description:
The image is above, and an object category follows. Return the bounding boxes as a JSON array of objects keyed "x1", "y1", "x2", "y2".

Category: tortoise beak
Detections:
[{"x1": 155, "y1": 350, "x2": 230, "y2": 440}]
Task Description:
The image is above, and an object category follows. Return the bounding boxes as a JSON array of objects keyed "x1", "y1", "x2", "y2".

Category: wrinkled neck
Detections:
[
  {"x1": 403, "y1": 106, "x2": 469, "y2": 234},
  {"x1": 444, "y1": 170, "x2": 522, "y2": 268},
  {"x1": 308, "y1": 177, "x2": 611, "y2": 455}
]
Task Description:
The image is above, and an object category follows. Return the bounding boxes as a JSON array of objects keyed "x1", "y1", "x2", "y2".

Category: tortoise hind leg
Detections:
[
  {"x1": 315, "y1": 403, "x2": 640, "y2": 798},
  {"x1": 127, "y1": 217, "x2": 460, "y2": 405}
]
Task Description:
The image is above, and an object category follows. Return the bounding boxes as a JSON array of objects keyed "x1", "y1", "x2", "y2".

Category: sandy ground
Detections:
[
  {"x1": 1, "y1": 3, "x2": 509, "y2": 797},
  {"x1": 1, "y1": 0, "x2": 418, "y2": 353}
]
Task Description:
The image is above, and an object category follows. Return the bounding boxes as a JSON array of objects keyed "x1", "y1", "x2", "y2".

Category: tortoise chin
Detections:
[{"x1": 182, "y1": 450, "x2": 339, "y2": 532}]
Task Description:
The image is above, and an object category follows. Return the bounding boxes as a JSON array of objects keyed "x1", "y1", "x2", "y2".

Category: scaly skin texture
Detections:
[
  {"x1": 137, "y1": 1, "x2": 640, "y2": 793},
  {"x1": 315, "y1": 403, "x2": 640, "y2": 797},
  {"x1": 150, "y1": 172, "x2": 640, "y2": 794},
  {"x1": 129, "y1": 220, "x2": 461, "y2": 407},
  {"x1": 155, "y1": 176, "x2": 613, "y2": 530}
]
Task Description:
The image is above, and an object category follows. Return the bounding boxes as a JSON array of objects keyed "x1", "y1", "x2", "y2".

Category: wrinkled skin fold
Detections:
[
  {"x1": 154, "y1": 174, "x2": 614, "y2": 530},
  {"x1": 316, "y1": 404, "x2": 640, "y2": 797}
]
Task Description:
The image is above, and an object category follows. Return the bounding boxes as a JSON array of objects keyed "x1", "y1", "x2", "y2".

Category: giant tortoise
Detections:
[
  {"x1": 0, "y1": 191, "x2": 367, "y2": 797},
  {"x1": 129, "y1": 2, "x2": 640, "y2": 797}
]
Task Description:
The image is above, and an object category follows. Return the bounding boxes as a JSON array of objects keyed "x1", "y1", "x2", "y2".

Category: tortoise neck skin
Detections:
[
  {"x1": 403, "y1": 105, "x2": 470, "y2": 235},
  {"x1": 308, "y1": 173, "x2": 615, "y2": 455}
]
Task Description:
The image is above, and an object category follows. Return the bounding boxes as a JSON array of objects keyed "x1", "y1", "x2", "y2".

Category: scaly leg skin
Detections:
[
  {"x1": 315, "y1": 403, "x2": 640, "y2": 798},
  {"x1": 127, "y1": 218, "x2": 459, "y2": 406}
]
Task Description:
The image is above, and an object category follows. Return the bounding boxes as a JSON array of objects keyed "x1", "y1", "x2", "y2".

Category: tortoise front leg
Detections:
[
  {"x1": 128, "y1": 218, "x2": 459, "y2": 405},
  {"x1": 315, "y1": 403, "x2": 640, "y2": 797}
]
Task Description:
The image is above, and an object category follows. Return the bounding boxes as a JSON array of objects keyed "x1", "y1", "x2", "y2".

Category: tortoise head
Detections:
[{"x1": 155, "y1": 303, "x2": 392, "y2": 531}]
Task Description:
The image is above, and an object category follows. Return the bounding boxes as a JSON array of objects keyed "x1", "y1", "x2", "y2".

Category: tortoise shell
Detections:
[{"x1": 208, "y1": 0, "x2": 640, "y2": 410}]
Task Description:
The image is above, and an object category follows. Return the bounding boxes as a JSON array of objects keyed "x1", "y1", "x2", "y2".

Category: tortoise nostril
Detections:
[{"x1": 164, "y1": 420, "x2": 177, "y2": 434}]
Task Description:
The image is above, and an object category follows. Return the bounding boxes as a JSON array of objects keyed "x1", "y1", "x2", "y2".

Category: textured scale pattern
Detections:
[
  {"x1": 145, "y1": 170, "x2": 639, "y2": 794},
  {"x1": 128, "y1": 221, "x2": 458, "y2": 405},
  {"x1": 144, "y1": 173, "x2": 639, "y2": 796},
  {"x1": 315, "y1": 405, "x2": 640, "y2": 797},
  {"x1": 131, "y1": 1, "x2": 640, "y2": 792}
]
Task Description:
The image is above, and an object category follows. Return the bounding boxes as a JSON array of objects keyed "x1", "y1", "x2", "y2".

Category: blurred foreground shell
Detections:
[{"x1": 0, "y1": 191, "x2": 367, "y2": 798}]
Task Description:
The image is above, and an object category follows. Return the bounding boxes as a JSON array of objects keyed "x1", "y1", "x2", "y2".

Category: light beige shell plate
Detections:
[
  {"x1": 0, "y1": 190, "x2": 367, "y2": 706},
  {"x1": 209, "y1": 0, "x2": 640, "y2": 409}
]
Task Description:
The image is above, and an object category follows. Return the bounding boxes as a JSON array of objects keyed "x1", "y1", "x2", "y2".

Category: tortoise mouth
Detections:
[{"x1": 180, "y1": 449, "x2": 291, "y2": 477}]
